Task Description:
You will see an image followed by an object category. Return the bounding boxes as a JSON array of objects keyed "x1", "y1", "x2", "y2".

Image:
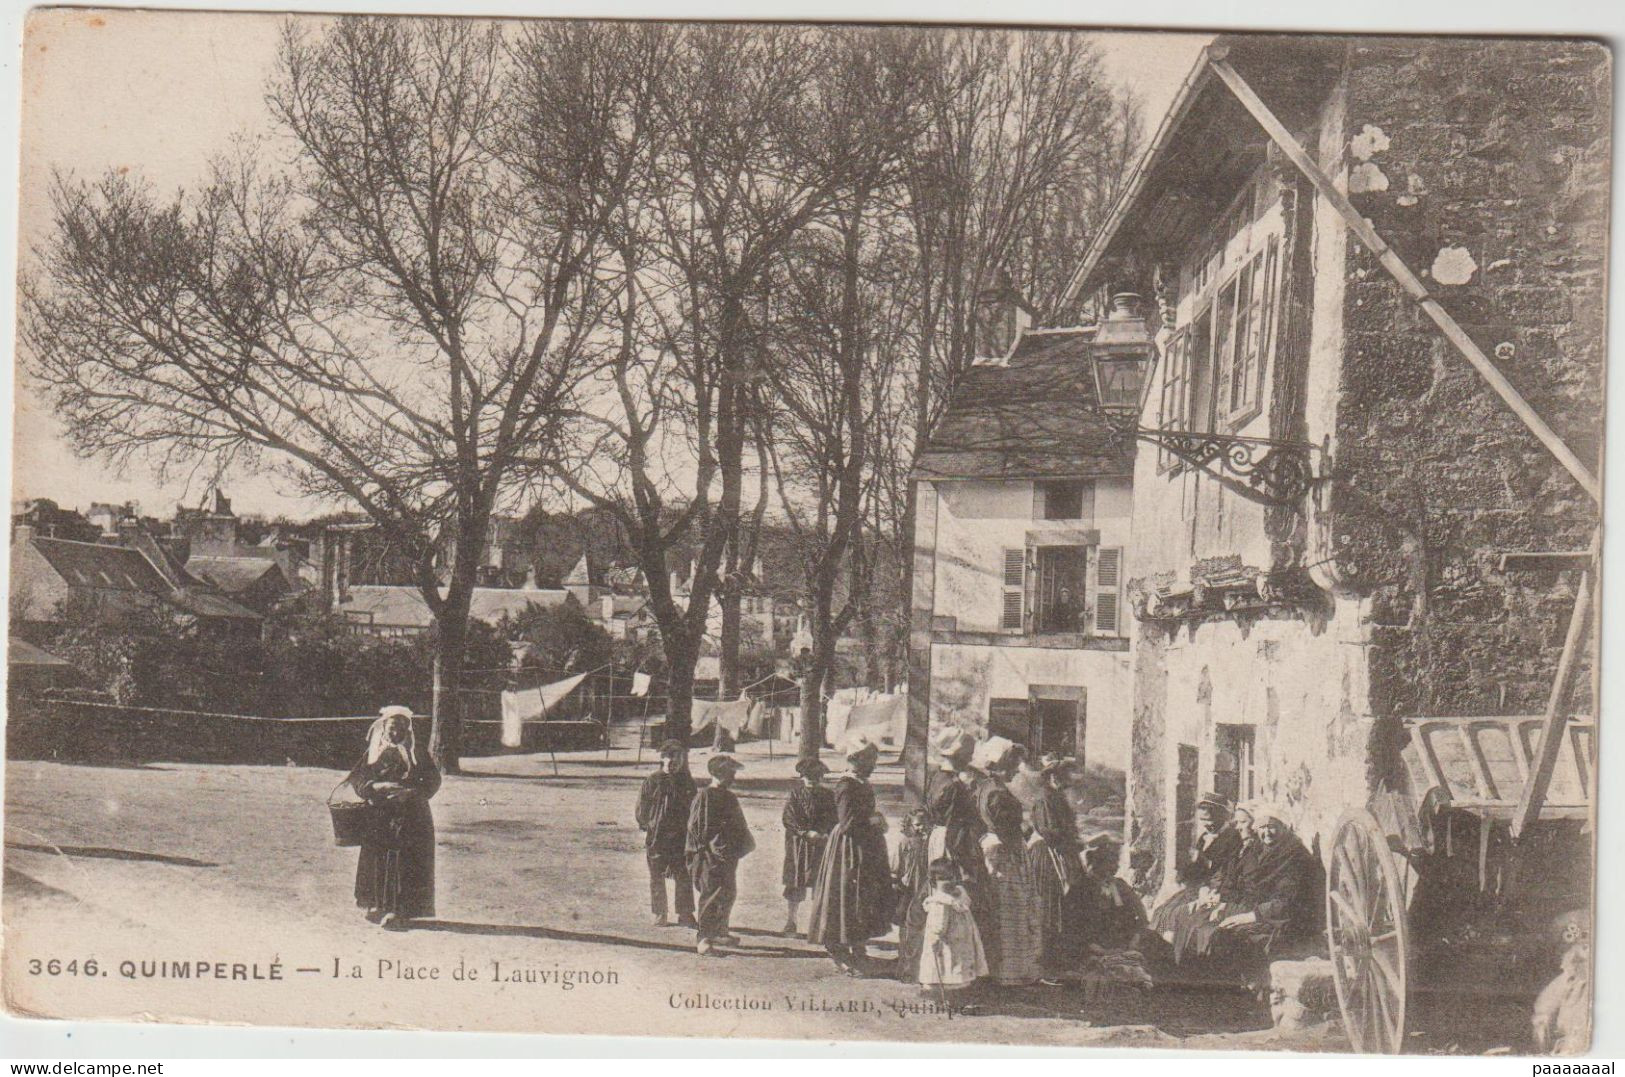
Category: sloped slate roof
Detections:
[
  {"x1": 9, "y1": 638, "x2": 73, "y2": 668},
  {"x1": 30, "y1": 537, "x2": 172, "y2": 592},
  {"x1": 338, "y1": 584, "x2": 570, "y2": 629},
  {"x1": 165, "y1": 589, "x2": 262, "y2": 621},
  {"x1": 337, "y1": 586, "x2": 434, "y2": 629},
  {"x1": 469, "y1": 586, "x2": 570, "y2": 623},
  {"x1": 914, "y1": 328, "x2": 1134, "y2": 481},
  {"x1": 186, "y1": 555, "x2": 284, "y2": 594}
]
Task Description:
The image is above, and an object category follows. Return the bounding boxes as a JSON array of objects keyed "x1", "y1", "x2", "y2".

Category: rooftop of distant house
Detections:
[
  {"x1": 336, "y1": 583, "x2": 573, "y2": 630},
  {"x1": 18, "y1": 534, "x2": 262, "y2": 622},
  {"x1": 913, "y1": 325, "x2": 1135, "y2": 482},
  {"x1": 185, "y1": 555, "x2": 289, "y2": 593}
]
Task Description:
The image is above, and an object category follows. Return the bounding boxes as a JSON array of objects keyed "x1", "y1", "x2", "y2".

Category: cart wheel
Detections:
[{"x1": 1326, "y1": 808, "x2": 1410, "y2": 1054}]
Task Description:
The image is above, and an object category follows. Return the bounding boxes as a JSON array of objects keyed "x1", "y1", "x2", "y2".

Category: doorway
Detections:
[{"x1": 1027, "y1": 684, "x2": 1086, "y2": 764}]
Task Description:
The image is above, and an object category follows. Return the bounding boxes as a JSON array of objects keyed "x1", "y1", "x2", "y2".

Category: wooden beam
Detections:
[
  {"x1": 1510, "y1": 530, "x2": 1599, "y2": 839},
  {"x1": 1498, "y1": 551, "x2": 1595, "y2": 573},
  {"x1": 1209, "y1": 58, "x2": 1601, "y2": 504}
]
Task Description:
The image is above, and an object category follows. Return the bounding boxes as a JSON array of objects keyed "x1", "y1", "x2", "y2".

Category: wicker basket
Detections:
[
  {"x1": 327, "y1": 776, "x2": 376, "y2": 847},
  {"x1": 328, "y1": 801, "x2": 377, "y2": 847}
]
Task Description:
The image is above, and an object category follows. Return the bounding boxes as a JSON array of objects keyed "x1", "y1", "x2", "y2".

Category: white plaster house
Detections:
[{"x1": 907, "y1": 322, "x2": 1148, "y2": 779}]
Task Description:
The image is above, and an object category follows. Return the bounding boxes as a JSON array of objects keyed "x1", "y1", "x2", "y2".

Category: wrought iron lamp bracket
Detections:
[{"x1": 1108, "y1": 414, "x2": 1321, "y2": 507}]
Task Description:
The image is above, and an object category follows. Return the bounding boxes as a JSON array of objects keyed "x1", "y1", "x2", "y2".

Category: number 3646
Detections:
[{"x1": 27, "y1": 958, "x2": 100, "y2": 976}]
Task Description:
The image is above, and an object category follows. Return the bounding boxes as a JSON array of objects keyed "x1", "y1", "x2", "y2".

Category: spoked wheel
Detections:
[{"x1": 1326, "y1": 808, "x2": 1410, "y2": 1054}]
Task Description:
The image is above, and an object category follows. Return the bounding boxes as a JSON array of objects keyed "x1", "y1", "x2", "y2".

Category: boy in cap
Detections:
[
  {"x1": 635, "y1": 739, "x2": 698, "y2": 928},
  {"x1": 686, "y1": 754, "x2": 755, "y2": 955},
  {"x1": 781, "y1": 757, "x2": 836, "y2": 937}
]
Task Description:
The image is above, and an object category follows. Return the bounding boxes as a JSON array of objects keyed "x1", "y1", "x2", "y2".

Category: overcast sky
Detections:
[{"x1": 12, "y1": 9, "x2": 1210, "y2": 520}]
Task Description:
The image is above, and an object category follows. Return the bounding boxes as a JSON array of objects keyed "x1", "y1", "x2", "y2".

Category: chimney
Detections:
[{"x1": 523, "y1": 564, "x2": 538, "y2": 590}]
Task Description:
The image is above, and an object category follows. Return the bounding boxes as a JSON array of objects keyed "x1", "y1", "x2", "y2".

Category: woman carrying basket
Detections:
[{"x1": 349, "y1": 706, "x2": 441, "y2": 930}]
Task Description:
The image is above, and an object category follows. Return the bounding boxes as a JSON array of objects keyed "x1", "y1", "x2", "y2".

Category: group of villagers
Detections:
[
  {"x1": 1145, "y1": 791, "x2": 1324, "y2": 982},
  {"x1": 636, "y1": 727, "x2": 1154, "y2": 1001},
  {"x1": 340, "y1": 704, "x2": 1321, "y2": 1000}
]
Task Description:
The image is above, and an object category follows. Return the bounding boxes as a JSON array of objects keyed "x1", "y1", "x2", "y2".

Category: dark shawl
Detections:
[
  {"x1": 1181, "y1": 832, "x2": 1323, "y2": 965},
  {"x1": 1237, "y1": 832, "x2": 1322, "y2": 939},
  {"x1": 637, "y1": 768, "x2": 698, "y2": 870},
  {"x1": 927, "y1": 767, "x2": 987, "y2": 883},
  {"x1": 976, "y1": 775, "x2": 1026, "y2": 851},
  {"x1": 1177, "y1": 824, "x2": 1242, "y2": 886},
  {"x1": 782, "y1": 783, "x2": 837, "y2": 889},
  {"x1": 350, "y1": 748, "x2": 440, "y2": 919},
  {"x1": 1081, "y1": 873, "x2": 1149, "y2": 951},
  {"x1": 807, "y1": 775, "x2": 893, "y2": 944}
]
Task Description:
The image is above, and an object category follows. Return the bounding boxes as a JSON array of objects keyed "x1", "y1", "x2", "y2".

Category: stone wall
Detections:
[{"x1": 1327, "y1": 38, "x2": 1607, "y2": 723}]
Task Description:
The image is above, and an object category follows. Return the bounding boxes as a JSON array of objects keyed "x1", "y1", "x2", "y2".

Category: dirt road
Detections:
[{"x1": 3, "y1": 744, "x2": 1345, "y2": 1051}]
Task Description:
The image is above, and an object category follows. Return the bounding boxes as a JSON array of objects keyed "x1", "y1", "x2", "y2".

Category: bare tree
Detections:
[
  {"x1": 895, "y1": 28, "x2": 1142, "y2": 784},
  {"x1": 22, "y1": 17, "x2": 655, "y2": 769},
  {"x1": 748, "y1": 28, "x2": 927, "y2": 757},
  {"x1": 764, "y1": 198, "x2": 915, "y2": 757},
  {"x1": 544, "y1": 25, "x2": 912, "y2": 740}
]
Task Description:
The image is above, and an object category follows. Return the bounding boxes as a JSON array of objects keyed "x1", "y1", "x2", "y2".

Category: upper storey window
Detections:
[{"x1": 1156, "y1": 177, "x2": 1284, "y2": 470}]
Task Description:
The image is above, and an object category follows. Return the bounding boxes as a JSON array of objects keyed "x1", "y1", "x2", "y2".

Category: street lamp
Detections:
[{"x1": 1089, "y1": 292, "x2": 1153, "y2": 419}]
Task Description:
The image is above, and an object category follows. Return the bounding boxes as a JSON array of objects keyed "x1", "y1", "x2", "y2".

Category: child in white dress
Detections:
[{"x1": 919, "y1": 858, "x2": 988, "y2": 994}]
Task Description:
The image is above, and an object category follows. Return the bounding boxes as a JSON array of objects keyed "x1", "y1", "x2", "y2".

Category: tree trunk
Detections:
[
  {"x1": 796, "y1": 655, "x2": 826, "y2": 762},
  {"x1": 428, "y1": 611, "x2": 468, "y2": 774},
  {"x1": 718, "y1": 537, "x2": 741, "y2": 701},
  {"x1": 899, "y1": 253, "x2": 937, "y2": 805},
  {"x1": 664, "y1": 642, "x2": 697, "y2": 744}
]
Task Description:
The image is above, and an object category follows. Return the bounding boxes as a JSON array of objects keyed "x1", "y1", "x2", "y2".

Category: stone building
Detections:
[
  {"x1": 1064, "y1": 34, "x2": 1605, "y2": 887},
  {"x1": 906, "y1": 323, "x2": 1144, "y2": 785}
]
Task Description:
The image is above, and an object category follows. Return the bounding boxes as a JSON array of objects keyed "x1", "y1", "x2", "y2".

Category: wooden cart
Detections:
[{"x1": 1325, "y1": 714, "x2": 1595, "y2": 1052}]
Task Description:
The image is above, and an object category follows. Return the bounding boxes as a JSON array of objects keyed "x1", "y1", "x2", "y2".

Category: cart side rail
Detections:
[{"x1": 1401, "y1": 715, "x2": 1594, "y2": 821}]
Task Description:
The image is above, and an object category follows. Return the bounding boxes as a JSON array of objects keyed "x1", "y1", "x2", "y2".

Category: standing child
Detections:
[
  {"x1": 893, "y1": 809, "x2": 932, "y2": 979},
  {"x1": 635, "y1": 739, "x2": 698, "y2": 928},
  {"x1": 686, "y1": 754, "x2": 755, "y2": 956},
  {"x1": 919, "y1": 858, "x2": 987, "y2": 995},
  {"x1": 781, "y1": 758, "x2": 836, "y2": 936}
]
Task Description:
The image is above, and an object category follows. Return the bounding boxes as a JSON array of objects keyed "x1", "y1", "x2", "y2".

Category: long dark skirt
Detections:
[
  {"x1": 1031, "y1": 841, "x2": 1088, "y2": 970},
  {"x1": 355, "y1": 800, "x2": 436, "y2": 919},
  {"x1": 783, "y1": 832, "x2": 828, "y2": 899},
  {"x1": 807, "y1": 818, "x2": 892, "y2": 946}
]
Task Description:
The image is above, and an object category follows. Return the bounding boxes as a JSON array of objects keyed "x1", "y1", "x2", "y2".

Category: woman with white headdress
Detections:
[
  {"x1": 808, "y1": 736, "x2": 894, "y2": 975},
  {"x1": 349, "y1": 705, "x2": 441, "y2": 930},
  {"x1": 972, "y1": 736, "x2": 1044, "y2": 986}
]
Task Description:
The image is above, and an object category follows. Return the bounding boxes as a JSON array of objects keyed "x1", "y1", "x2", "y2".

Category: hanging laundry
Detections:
[{"x1": 500, "y1": 671, "x2": 589, "y2": 748}]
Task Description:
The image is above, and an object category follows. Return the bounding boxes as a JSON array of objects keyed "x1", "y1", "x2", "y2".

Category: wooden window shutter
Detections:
[
  {"x1": 1001, "y1": 548, "x2": 1026, "y2": 632},
  {"x1": 1095, "y1": 547, "x2": 1122, "y2": 635}
]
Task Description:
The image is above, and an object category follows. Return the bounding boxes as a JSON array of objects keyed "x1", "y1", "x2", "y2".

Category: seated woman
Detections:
[
  {"x1": 1205, "y1": 807, "x2": 1323, "y2": 962},
  {"x1": 1079, "y1": 840, "x2": 1148, "y2": 952},
  {"x1": 1148, "y1": 792, "x2": 1242, "y2": 960}
]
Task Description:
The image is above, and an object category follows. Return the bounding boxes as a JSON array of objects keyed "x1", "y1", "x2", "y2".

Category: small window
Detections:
[
  {"x1": 1158, "y1": 330, "x2": 1190, "y2": 472},
  {"x1": 1038, "y1": 480, "x2": 1089, "y2": 521},
  {"x1": 1215, "y1": 724, "x2": 1257, "y2": 803},
  {"x1": 1033, "y1": 546, "x2": 1087, "y2": 633}
]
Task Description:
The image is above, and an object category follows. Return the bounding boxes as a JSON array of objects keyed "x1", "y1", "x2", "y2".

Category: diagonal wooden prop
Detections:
[{"x1": 1209, "y1": 54, "x2": 1601, "y2": 839}]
